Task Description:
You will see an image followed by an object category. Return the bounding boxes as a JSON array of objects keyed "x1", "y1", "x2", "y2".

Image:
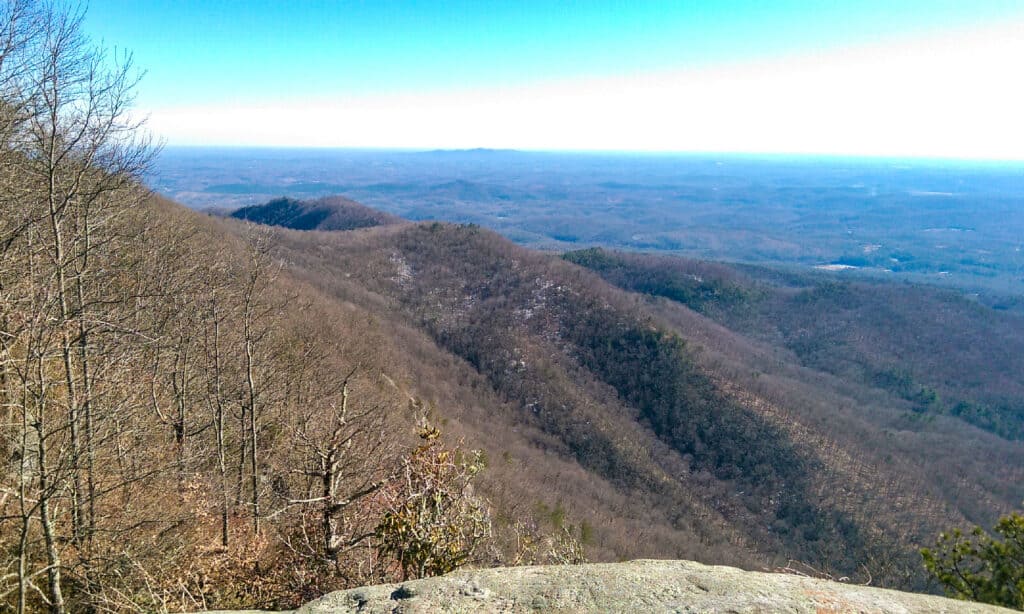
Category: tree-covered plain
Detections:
[{"x1": 154, "y1": 147, "x2": 1024, "y2": 299}]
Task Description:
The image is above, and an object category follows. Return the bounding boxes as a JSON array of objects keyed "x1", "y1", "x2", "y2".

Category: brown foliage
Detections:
[{"x1": 0, "y1": 4, "x2": 520, "y2": 611}]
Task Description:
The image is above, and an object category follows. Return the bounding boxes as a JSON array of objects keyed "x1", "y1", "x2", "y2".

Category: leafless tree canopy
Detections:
[{"x1": 0, "y1": 3, "x2": 516, "y2": 611}]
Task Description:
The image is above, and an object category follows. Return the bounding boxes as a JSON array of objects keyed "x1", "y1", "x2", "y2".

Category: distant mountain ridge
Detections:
[
  {"x1": 419, "y1": 147, "x2": 519, "y2": 154},
  {"x1": 230, "y1": 195, "x2": 402, "y2": 231}
]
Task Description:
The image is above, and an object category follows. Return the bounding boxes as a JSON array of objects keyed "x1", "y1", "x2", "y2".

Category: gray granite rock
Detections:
[{"x1": 284, "y1": 559, "x2": 1013, "y2": 613}]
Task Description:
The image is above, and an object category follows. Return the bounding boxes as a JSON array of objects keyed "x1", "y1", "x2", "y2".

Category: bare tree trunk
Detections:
[
  {"x1": 211, "y1": 312, "x2": 230, "y2": 547},
  {"x1": 73, "y1": 218, "x2": 96, "y2": 544},
  {"x1": 47, "y1": 190, "x2": 85, "y2": 546},
  {"x1": 34, "y1": 355, "x2": 65, "y2": 614},
  {"x1": 37, "y1": 440, "x2": 65, "y2": 614},
  {"x1": 17, "y1": 517, "x2": 28, "y2": 614},
  {"x1": 172, "y1": 335, "x2": 190, "y2": 492},
  {"x1": 322, "y1": 382, "x2": 351, "y2": 556},
  {"x1": 236, "y1": 403, "x2": 247, "y2": 508},
  {"x1": 241, "y1": 240, "x2": 269, "y2": 537},
  {"x1": 246, "y1": 330, "x2": 260, "y2": 535},
  {"x1": 322, "y1": 455, "x2": 335, "y2": 556},
  {"x1": 17, "y1": 385, "x2": 30, "y2": 614}
]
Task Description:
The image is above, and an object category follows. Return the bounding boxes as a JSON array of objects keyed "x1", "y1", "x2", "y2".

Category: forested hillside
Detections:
[
  {"x1": 564, "y1": 248, "x2": 1024, "y2": 440},
  {"x1": 262, "y1": 209, "x2": 1024, "y2": 592},
  {"x1": 0, "y1": 5, "x2": 560, "y2": 612}
]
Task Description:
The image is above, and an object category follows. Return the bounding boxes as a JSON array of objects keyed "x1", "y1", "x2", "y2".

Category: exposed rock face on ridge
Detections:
[{"x1": 223, "y1": 559, "x2": 1011, "y2": 613}]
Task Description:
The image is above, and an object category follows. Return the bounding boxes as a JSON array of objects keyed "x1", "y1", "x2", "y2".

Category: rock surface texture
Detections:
[{"x1": 232, "y1": 559, "x2": 1014, "y2": 613}]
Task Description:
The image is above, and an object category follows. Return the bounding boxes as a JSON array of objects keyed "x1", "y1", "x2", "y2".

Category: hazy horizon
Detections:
[
  {"x1": 156, "y1": 144, "x2": 1024, "y2": 167},
  {"x1": 86, "y1": 1, "x2": 1024, "y2": 159}
]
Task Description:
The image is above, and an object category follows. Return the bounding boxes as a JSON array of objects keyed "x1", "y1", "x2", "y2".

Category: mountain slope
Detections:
[
  {"x1": 564, "y1": 247, "x2": 1024, "y2": 440},
  {"x1": 242, "y1": 207, "x2": 1024, "y2": 591},
  {"x1": 5, "y1": 165, "x2": 1019, "y2": 611}
]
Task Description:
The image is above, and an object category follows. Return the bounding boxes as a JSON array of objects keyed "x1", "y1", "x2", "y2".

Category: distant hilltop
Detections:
[
  {"x1": 229, "y1": 195, "x2": 402, "y2": 231},
  {"x1": 419, "y1": 147, "x2": 520, "y2": 154}
]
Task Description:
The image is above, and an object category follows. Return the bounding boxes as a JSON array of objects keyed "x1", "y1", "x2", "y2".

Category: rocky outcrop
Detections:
[{"x1": 220, "y1": 559, "x2": 1011, "y2": 613}]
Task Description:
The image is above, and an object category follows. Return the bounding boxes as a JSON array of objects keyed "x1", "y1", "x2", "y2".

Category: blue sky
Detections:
[{"x1": 85, "y1": 1, "x2": 1024, "y2": 158}]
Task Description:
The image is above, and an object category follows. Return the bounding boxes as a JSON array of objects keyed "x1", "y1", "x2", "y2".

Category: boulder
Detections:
[{"x1": 286, "y1": 559, "x2": 1012, "y2": 613}]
